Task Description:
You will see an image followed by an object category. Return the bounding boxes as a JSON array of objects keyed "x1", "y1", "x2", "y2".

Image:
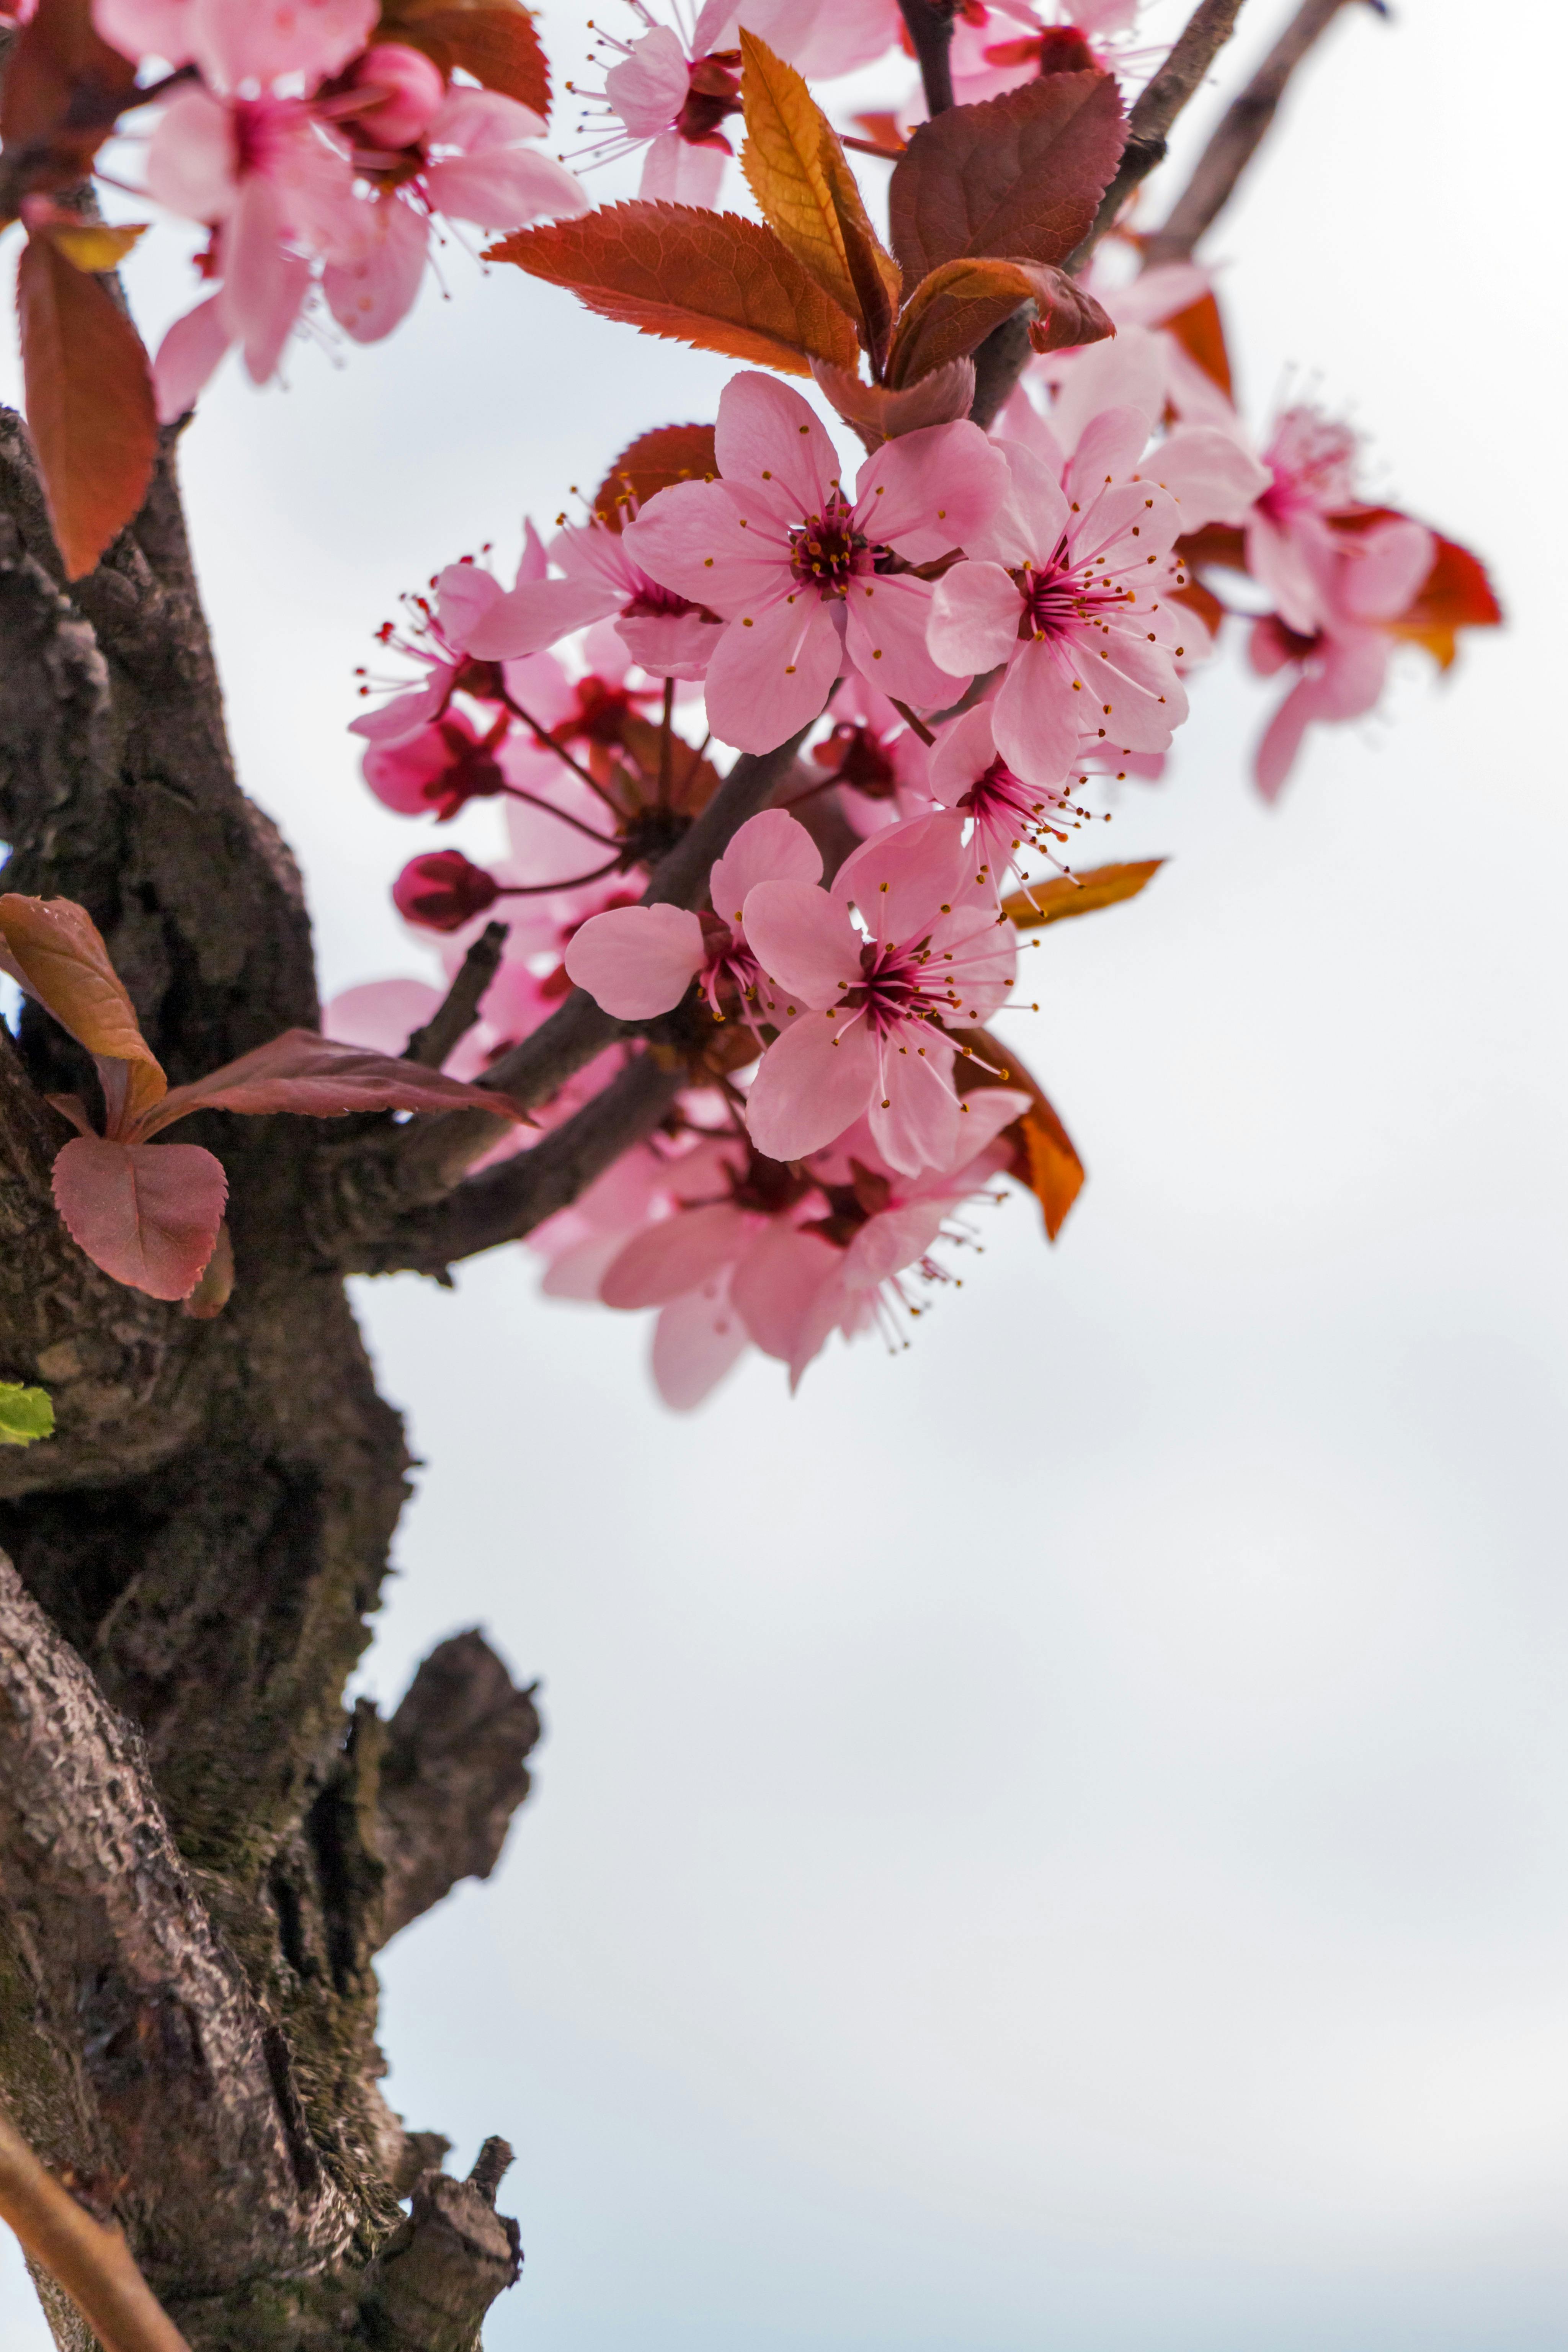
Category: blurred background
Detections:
[{"x1": 4, "y1": 0, "x2": 1566, "y2": 2341}]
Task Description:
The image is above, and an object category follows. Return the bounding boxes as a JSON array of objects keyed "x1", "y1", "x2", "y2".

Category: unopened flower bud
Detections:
[
  {"x1": 393, "y1": 850, "x2": 499, "y2": 932},
  {"x1": 343, "y1": 41, "x2": 446, "y2": 149}
]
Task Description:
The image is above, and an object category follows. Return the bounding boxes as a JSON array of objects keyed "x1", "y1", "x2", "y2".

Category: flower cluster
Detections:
[{"x1": 91, "y1": 0, "x2": 587, "y2": 416}]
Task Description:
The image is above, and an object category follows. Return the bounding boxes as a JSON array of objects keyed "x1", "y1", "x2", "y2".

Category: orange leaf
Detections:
[
  {"x1": 375, "y1": 0, "x2": 549, "y2": 115},
  {"x1": 952, "y1": 1026, "x2": 1084, "y2": 1241},
  {"x1": 0, "y1": 893, "x2": 166, "y2": 1134},
  {"x1": 488, "y1": 203, "x2": 861, "y2": 379},
  {"x1": 1000, "y1": 858, "x2": 1165, "y2": 932},
  {"x1": 1161, "y1": 288, "x2": 1232, "y2": 399},
  {"x1": 46, "y1": 220, "x2": 148, "y2": 271},
  {"x1": 888, "y1": 72, "x2": 1125, "y2": 284},
  {"x1": 592, "y1": 422, "x2": 717, "y2": 530},
  {"x1": 16, "y1": 233, "x2": 157, "y2": 579},
  {"x1": 0, "y1": 0, "x2": 137, "y2": 216},
  {"x1": 738, "y1": 30, "x2": 900, "y2": 368},
  {"x1": 886, "y1": 255, "x2": 1110, "y2": 388}
]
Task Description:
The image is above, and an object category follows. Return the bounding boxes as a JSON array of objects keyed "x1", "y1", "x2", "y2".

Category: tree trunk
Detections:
[{"x1": 0, "y1": 411, "x2": 537, "y2": 2350}]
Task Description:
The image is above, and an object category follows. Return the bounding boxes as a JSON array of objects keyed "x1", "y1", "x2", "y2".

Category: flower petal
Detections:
[
  {"x1": 714, "y1": 370, "x2": 843, "y2": 522},
  {"x1": 564, "y1": 903, "x2": 706, "y2": 1018},
  {"x1": 741, "y1": 879, "x2": 854, "y2": 1004},
  {"x1": 701, "y1": 598, "x2": 841, "y2": 754},
  {"x1": 601, "y1": 1201, "x2": 751, "y2": 1309}
]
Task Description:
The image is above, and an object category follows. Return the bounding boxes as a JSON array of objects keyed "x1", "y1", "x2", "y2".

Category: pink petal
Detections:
[
  {"x1": 425, "y1": 145, "x2": 590, "y2": 231},
  {"x1": 833, "y1": 812, "x2": 969, "y2": 947},
  {"x1": 93, "y1": 0, "x2": 196, "y2": 68},
  {"x1": 744, "y1": 1009, "x2": 879, "y2": 1162},
  {"x1": 53, "y1": 1135, "x2": 227, "y2": 1301},
  {"x1": 851, "y1": 420, "x2": 1009, "y2": 562},
  {"x1": 616, "y1": 608, "x2": 723, "y2": 681},
  {"x1": 434, "y1": 562, "x2": 505, "y2": 645},
  {"x1": 1142, "y1": 426, "x2": 1271, "y2": 531},
  {"x1": 740, "y1": 879, "x2": 855, "y2": 1005},
  {"x1": 323, "y1": 979, "x2": 442, "y2": 1053},
  {"x1": 1055, "y1": 360, "x2": 1161, "y2": 461},
  {"x1": 466, "y1": 577, "x2": 623, "y2": 660},
  {"x1": 322, "y1": 193, "x2": 427, "y2": 342},
  {"x1": 145, "y1": 86, "x2": 237, "y2": 220},
  {"x1": 714, "y1": 371, "x2": 842, "y2": 524},
  {"x1": 992, "y1": 638, "x2": 1088, "y2": 786},
  {"x1": 639, "y1": 130, "x2": 727, "y2": 207},
  {"x1": 195, "y1": 0, "x2": 377, "y2": 91},
  {"x1": 605, "y1": 26, "x2": 689, "y2": 133},
  {"x1": 842, "y1": 1199, "x2": 947, "y2": 1288},
  {"x1": 869, "y1": 1036, "x2": 962, "y2": 1176},
  {"x1": 1254, "y1": 680, "x2": 1316, "y2": 802},
  {"x1": 709, "y1": 810, "x2": 821, "y2": 924},
  {"x1": 563, "y1": 904, "x2": 706, "y2": 1019},
  {"x1": 926, "y1": 702, "x2": 995, "y2": 808},
  {"x1": 729, "y1": 1221, "x2": 841, "y2": 1361},
  {"x1": 651, "y1": 1279, "x2": 750, "y2": 1410},
  {"x1": 927, "y1": 562, "x2": 1022, "y2": 676},
  {"x1": 348, "y1": 673, "x2": 449, "y2": 743},
  {"x1": 968, "y1": 439, "x2": 1070, "y2": 566},
  {"x1": 701, "y1": 598, "x2": 841, "y2": 754},
  {"x1": 624, "y1": 479, "x2": 786, "y2": 615},
  {"x1": 601, "y1": 1201, "x2": 751, "y2": 1308},
  {"x1": 152, "y1": 293, "x2": 232, "y2": 423},
  {"x1": 426, "y1": 88, "x2": 548, "y2": 149},
  {"x1": 1340, "y1": 518, "x2": 1436, "y2": 623},
  {"x1": 843, "y1": 570, "x2": 965, "y2": 708},
  {"x1": 222, "y1": 175, "x2": 309, "y2": 383}
]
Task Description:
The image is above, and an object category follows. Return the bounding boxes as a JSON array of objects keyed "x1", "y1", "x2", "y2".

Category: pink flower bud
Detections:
[
  {"x1": 364, "y1": 716, "x2": 507, "y2": 820},
  {"x1": 393, "y1": 850, "x2": 499, "y2": 932},
  {"x1": 345, "y1": 42, "x2": 446, "y2": 149}
]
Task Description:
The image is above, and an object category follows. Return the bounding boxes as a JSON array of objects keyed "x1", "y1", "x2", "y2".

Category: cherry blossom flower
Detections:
[
  {"x1": 321, "y1": 91, "x2": 589, "y2": 346},
  {"x1": 1249, "y1": 514, "x2": 1435, "y2": 799},
  {"x1": 351, "y1": 547, "x2": 544, "y2": 745},
  {"x1": 570, "y1": 0, "x2": 743, "y2": 207},
  {"x1": 564, "y1": 808, "x2": 822, "y2": 1022},
  {"x1": 928, "y1": 412, "x2": 1190, "y2": 787},
  {"x1": 622, "y1": 372, "x2": 1009, "y2": 753},
  {"x1": 1248, "y1": 404, "x2": 1365, "y2": 634},
  {"x1": 949, "y1": 0, "x2": 1146, "y2": 104},
  {"x1": 742, "y1": 813, "x2": 1016, "y2": 1173},
  {"x1": 466, "y1": 511, "x2": 724, "y2": 682},
  {"x1": 94, "y1": 0, "x2": 377, "y2": 85},
  {"x1": 926, "y1": 701, "x2": 1081, "y2": 897}
]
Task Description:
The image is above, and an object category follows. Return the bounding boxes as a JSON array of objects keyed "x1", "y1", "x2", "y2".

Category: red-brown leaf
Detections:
[
  {"x1": 52, "y1": 1135, "x2": 228, "y2": 1300},
  {"x1": 0, "y1": 0, "x2": 137, "y2": 213},
  {"x1": 592, "y1": 423, "x2": 717, "y2": 530},
  {"x1": 952, "y1": 1026, "x2": 1085, "y2": 1241},
  {"x1": 374, "y1": 1, "x2": 549, "y2": 115},
  {"x1": 1333, "y1": 507, "x2": 1503, "y2": 670},
  {"x1": 1161, "y1": 288, "x2": 1233, "y2": 398},
  {"x1": 16, "y1": 234, "x2": 157, "y2": 579},
  {"x1": 136, "y1": 1028, "x2": 529, "y2": 1137},
  {"x1": 886, "y1": 255, "x2": 1111, "y2": 388},
  {"x1": 887, "y1": 72, "x2": 1126, "y2": 284},
  {"x1": 0, "y1": 892, "x2": 165, "y2": 1133},
  {"x1": 488, "y1": 204, "x2": 862, "y2": 379}
]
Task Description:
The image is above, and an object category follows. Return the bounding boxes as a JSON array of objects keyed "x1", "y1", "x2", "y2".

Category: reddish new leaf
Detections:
[
  {"x1": 52, "y1": 1135, "x2": 228, "y2": 1301},
  {"x1": 888, "y1": 73, "x2": 1126, "y2": 284},
  {"x1": 592, "y1": 423, "x2": 718, "y2": 530},
  {"x1": 953, "y1": 1027, "x2": 1085, "y2": 1241},
  {"x1": 1163, "y1": 289, "x2": 1233, "y2": 399},
  {"x1": 885, "y1": 256, "x2": 1111, "y2": 388},
  {"x1": 0, "y1": 0, "x2": 138, "y2": 213},
  {"x1": 16, "y1": 234, "x2": 158, "y2": 579},
  {"x1": 812, "y1": 354, "x2": 975, "y2": 448},
  {"x1": 374, "y1": 0, "x2": 549, "y2": 114},
  {"x1": 488, "y1": 204, "x2": 862, "y2": 379},
  {"x1": 1000, "y1": 859, "x2": 1165, "y2": 932},
  {"x1": 0, "y1": 892, "x2": 165, "y2": 1132},
  {"x1": 137, "y1": 1028, "x2": 529, "y2": 1137}
]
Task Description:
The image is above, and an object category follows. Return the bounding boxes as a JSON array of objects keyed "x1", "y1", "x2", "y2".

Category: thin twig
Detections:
[
  {"x1": 0, "y1": 2109, "x2": 191, "y2": 2352},
  {"x1": 497, "y1": 689, "x2": 622, "y2": 811},
  {"x1": 1140, "y1": 0, "x2": 1379, "y2": 268},
  {"x1": 1069, "y1": 0, "x2": 1251, "y2": 269},
  {"x1": 404, "y1": 921, "x2": 508, "y2": 1068},
  {"x1": 896, "y1": 0, "x2": 958, "y2": 116}
]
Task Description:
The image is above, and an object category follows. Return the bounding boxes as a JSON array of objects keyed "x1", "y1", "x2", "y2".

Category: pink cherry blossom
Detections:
[
  {"x1": 466, "y1": 512, "x2": 723, "y2": 681},
  {"x1": 623, "y1": 372, "x2": 1009, "y2": 753},
  {"x1": 926, "y1": 701, "x2": 1080, "y2": 897},
  {"x1": 564, "y1": 808, "x2": 823, "y2": 1021},
  {"x1": 1250, "y1": 515, "x2": 1435, "y2": 799},
  {"x1": 742, "y1": 814, "x2": 1016, "y2": 1174},
  {"x1": 928, "y1": 414, "x2": 1189, "y2": 787},
  {"x1": 570, "y1": 1, "x2": 742, "y2": 208},
  {"x1": 948, "y1": 0, "x2": 1145, "y2": 106},
  {"x1": 351, "y1": 552, "x2": 533, "y2": 744},
  {"x1": 322, "y1": 92, "x2": 589, "y2": 344},
  {"x1": 1248, "y1": 404, "x2": 1364, "y2": 634}
]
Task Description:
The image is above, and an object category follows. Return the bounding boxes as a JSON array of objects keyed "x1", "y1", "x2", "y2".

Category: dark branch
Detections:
[
  {"x1": 344, "y1": 1048, "x2": 687, "y2": 1277},
  {"x1": 358, "y1": 2151, "x2": 520, "y2": 2352},
  {"x1": 375, "y1": 1632, "x2": 542, "y2": 1948},
  {"x1": 403, "y1": 921, "x2": 508, "y2": 1070},
  {"x1": 1140, "y1": 0, "x2": 1378, "y2": 268},
  {"x1": 320, "y1": 727, "x2": 813, "y2": 1257},
  {"x1": 1070, "y1": 0, "x2": 1251, "y2": 268},
  {"x1": 896, "y1": 0, "x2": 958, "y2": 116}
]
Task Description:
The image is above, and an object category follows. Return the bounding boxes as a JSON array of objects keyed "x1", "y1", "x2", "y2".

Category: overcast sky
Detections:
[{"x1": 4, "y1": 0, "x2": 1566, "y2": 2343}]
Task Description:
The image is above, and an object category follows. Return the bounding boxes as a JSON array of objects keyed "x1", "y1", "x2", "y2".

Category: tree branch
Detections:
[
  {"x1": 1140, "y1": 0, "x2": 1378, "y2": 268},
  {"x1": 358, "y1": 2141, "x2": 521, "y2": 2352},
  {"x1": 375, "y1": 1632, "x2": 542, "y2": 1948},
  {"x1": 403, "y1": 922, "x2": 508, "y2": 1070},
  {"x1": 0, "y1": 2108, "x2": 190, "y2": 2352},
  {"x1": 896, "y1": 0, "x2": 958, "y2": 118},
  {"x1": 319, "y1": 727, "x2": 813, "y2": 1256}
]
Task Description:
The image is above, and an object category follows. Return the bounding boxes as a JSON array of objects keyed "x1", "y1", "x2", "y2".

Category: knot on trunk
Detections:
[{"x1": 359, "y1": 2141, "x2": 521, "y2": 2352}]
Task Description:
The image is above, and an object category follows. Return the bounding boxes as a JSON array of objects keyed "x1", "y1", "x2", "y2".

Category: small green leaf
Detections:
[{"x1": 0, "y1": 1382, "x2": 55, "y2": 1447}]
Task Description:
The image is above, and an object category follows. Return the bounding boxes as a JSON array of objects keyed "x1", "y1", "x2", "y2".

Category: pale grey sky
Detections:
[{"x1": 3, "y1": 0, "x2": 1566, "y2": 2342}]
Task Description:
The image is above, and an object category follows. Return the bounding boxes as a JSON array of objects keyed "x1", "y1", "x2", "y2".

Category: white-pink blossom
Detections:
[{"x1": 467, "y1": 511, "x2": 724, "y2": 682}]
